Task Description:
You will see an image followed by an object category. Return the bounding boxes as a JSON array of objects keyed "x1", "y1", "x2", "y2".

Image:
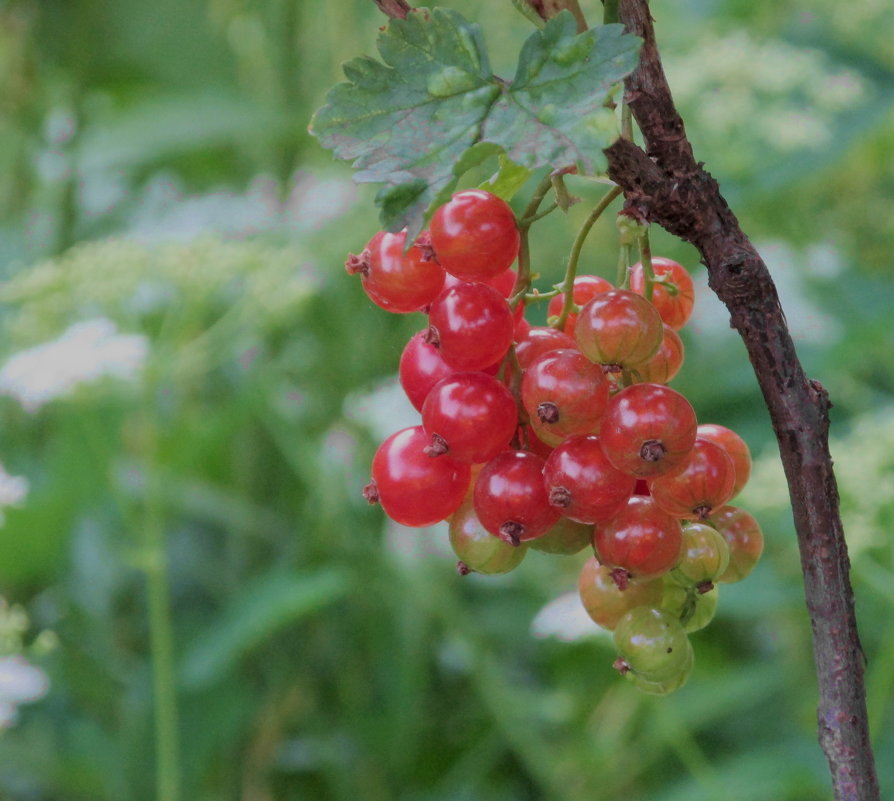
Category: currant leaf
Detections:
[
  {"x1": 310, "y1": 8, "x2": 640, "y2": 239},
  {"x1": 483, "y1": 13, "x2": 638, "y2": 173}
]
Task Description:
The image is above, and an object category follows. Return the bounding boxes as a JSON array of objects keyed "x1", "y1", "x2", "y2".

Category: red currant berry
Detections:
[
  {"x1": 370, "y1": 426, "x2": 470, "y2": 527},
  {"x1": 635, "y1": 325, "x2": 684, "y2": 384},
  {"x1": 449, "y1": 494, "x2": 528, "y2": 575},
  {"x1": 708, "y1": 505, "x2": 764, "y2": 583},
  {"x1": 648, "y1": 438, "x2": 736, "y2": 520},
  {"x1": 669, "y1": 522, "x2": 731, "y2": 587},
  {"x1": 529, "y1": 517, "x2": 593, "y2": 555},
  {"x1": 445, "y1": 266, "x2": 517, "y2": 298},
  {"x1": 696, "y1": 423, "x2": 752, "y2": 498},
  {"x1": 578, "y1": 556, "x2": 664, "y2": 630},
  {"x1": 521, "y1": 424, "x2": 555, "y2": 460},
  {"x1": 421, "y1": 372, "x2": 518, "y2": 464},
  {"x1": 599, "y1": 383, "x2": 697, "y2": 478},
  {"x1": 503, "y1": 326, "x2": 576, "y2": 387},
  {"x1": 634, "y1": 479, "x2": 651, "y2": 496},
  {"x1": 574, "y1": 289, "x2": 664, "y2": 369},
  {"x1": 629, "y1": 258, "x2": 695, "y2": 331},
  {"x1": 473, "y1": 450, "x2": 560, "y2": 545},
  {"x1": 593, "y1": 495, "x2": 684, "y2": 583},
  {"x1": 547, "y1": 275, "x2": 613, "y2": 335},
  {"x1": 521, "y1": 349, "x2": 610, "y2": 445},
  {"x1": 427, "y1": 282, "x2": 515, "y2": 371},
  {"x1": 399, "y1": 330, "x2": 454, "y2": 412},
  {"x1": 516, "y1": 326, "x2": 577, "y2": 369},
  {"x1": 660, "y1": 580, "x2": 718, "y2": 633},
  {"x1": 430, "y1": 190, "x2": 520, "y2": 281},
  {"x1": 613, "y1": 606, "x2": 692, "y2": 682},
  {"x1": 346, "y1": 230, "x2": 445, "y2": 313},
  {"x1": 542, "y1": 435, "x2": 635, "y2": 524}
]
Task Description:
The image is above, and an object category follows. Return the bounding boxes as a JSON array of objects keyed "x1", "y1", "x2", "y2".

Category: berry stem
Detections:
[
  {"x1": 550, "y1": 173, "x2": 578, "y2": 211},
  {"x1": 510, "y1": 172, "x2": 555, "y2": 309},
  {"x1": 523, "y1": 287, "x2": 562, "y2": 303},
  {"x1": 637, "y1": 225, "x2": 655, "y2": 302},
  {"x1": 615, "y1": 241, "x2": 632, "y2": 288},
  {"x1": 519, "y1": 201, "x2": 559, "y2": 226},
  {"x1": 552, "y1": 184, "x2": 623, "y2": 331}
]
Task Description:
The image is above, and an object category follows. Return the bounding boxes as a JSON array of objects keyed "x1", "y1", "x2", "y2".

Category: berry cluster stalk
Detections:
[{"x1": 599, "y1": 1, "x2": 879, "y2": 798}]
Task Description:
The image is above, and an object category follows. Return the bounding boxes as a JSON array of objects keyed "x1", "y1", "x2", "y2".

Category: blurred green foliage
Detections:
[{"x1": 0, "y1": 0, "x2": 892, "y2": 800}]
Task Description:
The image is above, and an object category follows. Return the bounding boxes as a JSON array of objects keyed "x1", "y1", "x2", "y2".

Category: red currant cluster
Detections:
[{"x1": 350, "y1": 188, "x2": 764, "y2": 695}]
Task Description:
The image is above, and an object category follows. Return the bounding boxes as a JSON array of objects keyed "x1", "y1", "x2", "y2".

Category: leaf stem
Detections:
[
  {"x1": 139, "y1": 412, "x2": 182, "y2": 801},
  {"x1": 552, "y1": 185, "x2": 622, "y2": 330}
]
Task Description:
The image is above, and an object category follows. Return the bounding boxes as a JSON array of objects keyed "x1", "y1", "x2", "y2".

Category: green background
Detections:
[{"x1": 0, "y1": 0, "x2": 892, "y2": 798}]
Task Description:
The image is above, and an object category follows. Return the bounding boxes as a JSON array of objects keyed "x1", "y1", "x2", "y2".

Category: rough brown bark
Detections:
[{"x1": 604, "y1": 2, "x2": 879, "y2": 799}]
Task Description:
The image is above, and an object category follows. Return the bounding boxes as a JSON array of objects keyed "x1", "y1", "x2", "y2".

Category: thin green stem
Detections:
[
  {"x1": 550, "y1": 173, "x2": 576, "y2": 212},
  {"x1": 519, "y1": 201, "x2": 559, "y2": 226},
  {"x1": 520, "y1": 172, "x2": 555, "y2": 223},
  {"x1": 510, "y1": 229, "x2": 532, "y2": 310},
  {"x1": 523, "y1": 288, "x2": 562, "y2": 303},
  {"x1": 510, "y1": 172, "x2": 555, "y2": 308},
  {"x1": 141, "y1": 417, "x2": 181, "y2": 801},
  {"x1": 621, "y1": 102, "x2": 634, "y2": 141},
  {"x1": 637, "y1": 225, "x2": 655, "y2": 302},
  {"x1": 616, "y1": 243, "x2": 631, "y2": 287},
  {"x1": 552, "y1": 185, "x2": 622, "y2": 330}
]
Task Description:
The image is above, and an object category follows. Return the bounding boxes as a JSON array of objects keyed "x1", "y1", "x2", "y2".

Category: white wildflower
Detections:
[
  {"x1": 0, "y1": 318, "x2": 149, "y2": 412},
  {"x1": 531, "y1": 591, "x2": 608, "y2": 643},
  {"x1": 0, "y1": 465, "x2": 28, "y2": 526},
  {"x1": 0, "y1": 655, "x2": 49, "y2": 728}
]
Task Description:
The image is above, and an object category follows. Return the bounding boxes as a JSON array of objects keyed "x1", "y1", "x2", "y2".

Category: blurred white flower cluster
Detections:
[
  {"x1": 665, "y1": 29, "x2": 866, "y2": 176},
  {"x1": 531, "y1": 591, "x2": 607, "y2": 643},
  {"x1": 0, "y1": 600, "x2": 51, "y2": 730},
  {"x1": 0, "y1": 655, "x2": 49, "y2": 728},
  {"x1": 739, "y1": 408, "x2": 894, "y2": 558},
  {"x1": 0, "y1": 318, "x2": 148, "y2": 413},
  {"x1": 0, "y1": 464, "x2": 28, "y2": 526}
]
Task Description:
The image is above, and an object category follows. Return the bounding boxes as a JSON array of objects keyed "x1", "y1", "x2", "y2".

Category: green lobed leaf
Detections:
[
  {"x1": 483, "y1": 14, "x2": 638, "y2": 175},
  {"x1": 310, "y1": 8, "x2": 641, "y2": 239},
  {"x1": 310, "y1": 8, "x2": 500, "y2": 239},
  {"x1": 479, "y1": 154, "x2": 533, "y2": 201}
]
